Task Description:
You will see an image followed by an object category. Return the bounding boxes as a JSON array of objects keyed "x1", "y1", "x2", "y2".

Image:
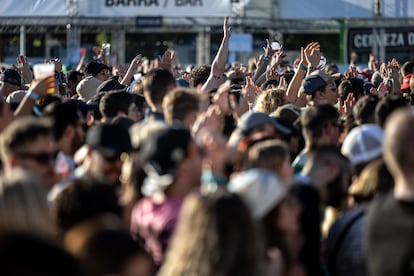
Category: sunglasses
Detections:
[
  {"x1": 102, "y1": 152, "x2": 129, "y2": 163},
  {"x1": 16, "y1": 151, "x2": 59, "y2": 165}
]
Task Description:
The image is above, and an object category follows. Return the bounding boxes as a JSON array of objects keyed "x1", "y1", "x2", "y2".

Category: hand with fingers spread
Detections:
[
  {"x1": 273, "y1": 46, "x2": 285, "y2": 67},
  {"x1": 370, "y1": 82, "x2": 388, "y2": 98},
  {"x1": 17, "y1": 55, "x2": 33, "y2": 83},
  {"x1": 278, "y1": 76, "x2": 288, "y2": 90},
  {"x1": 305, "y1": 42, "x2": 321, "y2": 69},
  {"x1": 264, "y1": 39, "x2": 277, "y2": 59}
]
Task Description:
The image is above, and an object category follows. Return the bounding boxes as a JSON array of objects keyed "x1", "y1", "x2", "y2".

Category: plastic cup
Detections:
[
  {"x1": 33, "y1": 63, "x2": 55, "y2": 79},
  {"x1": 33, "y1": 63, "x2": 56, "y2": 94}
]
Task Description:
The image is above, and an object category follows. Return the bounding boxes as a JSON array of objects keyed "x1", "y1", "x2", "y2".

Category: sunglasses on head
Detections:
[{"x1": 16, "y1": 151, "x2": 59, "y2": 165}]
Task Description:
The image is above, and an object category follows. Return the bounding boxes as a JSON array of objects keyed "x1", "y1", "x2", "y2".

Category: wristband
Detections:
[
  {"x1": 27, "y1": 91, "x2": 40, "y2": 101},
  {"x1": 299, "y1": 63, "x2": 307, "y2": 71},
  {"x1": 262, "y1": 56, "x2": 271, "y2": 62}
]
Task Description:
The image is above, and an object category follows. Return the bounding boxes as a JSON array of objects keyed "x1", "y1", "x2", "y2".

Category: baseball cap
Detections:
[
  {"x1": 238, "y1": 112, "x2": 291, "y2": 136},
  {"x1": 341, "y1": 124, "x2": 383, "y2": 166},
  {"x1": 0, "y1": 69, "x2": 21, "y2": 87},
  {"x1": 97, "y1": 79, "x2": 127, "y2": 93},
  {"x1": 86, "y1": 123, "x2": 132, "y2": 158},
  {"x1": 302, "y1": 70, "x2": 339, "y2": 95},
  {"x1": 228, "y1": 168, "x2": 285, "y2": 219}
]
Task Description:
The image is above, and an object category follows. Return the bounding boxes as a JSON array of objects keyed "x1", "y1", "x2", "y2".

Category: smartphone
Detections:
[{"x1": 271, "y1": 41, "x2": 281, "y2": 51}]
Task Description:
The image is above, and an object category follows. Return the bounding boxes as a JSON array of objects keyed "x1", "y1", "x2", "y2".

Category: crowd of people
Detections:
[{"x1": 1, "y1": 16, "x2": 414, "y2": 276}]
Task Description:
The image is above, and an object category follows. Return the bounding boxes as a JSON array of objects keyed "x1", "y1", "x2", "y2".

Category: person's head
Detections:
[
  {"x1": 67, "y1": 70, "x2": 84, "y2": 96},
  {"x1": 142, "y1": 68, "x2": 176, "y2": 110},
  {"x1": 85, "y1": 123, "x2": 133, "y2": 186},
  {"x1": 230, "y1": 112, "x2": 291, "y2": 148},
  {"x1": 375, "y1": 95, "x2": 409, "y2": 128},
  {"x1": 140, "y1": 127, "x2": 202, "y2": 199},
  {"x1": 353, "y1": 95, "x2": 379, "y2": 125},
  {"x1": 301, "y1": 104, "x2": 340, "y2": 148},
  {"x1": 189, "y1": 64, "x2": 211, "y2": 87},
  {"x1": 0, "y1": 117, "x2": 58, "y2": 189},
  {"x1": 99, "y1": 91, "x2": 134, "y2": 122},
  {"x1": 348, "y1": 159, "x2": 393, "y2": 204},
  {"x1": 0, "y1": 168, "x2": 52, "y2": 238},
  {"x1": 337, "y1": 77, "x2": 365, "y2": 103},
  {"x1": 0, "y1": 232, "x2": 79, "y2": 276},
  {"x1": 65, "y1": 219, "x2": 154, "y2": 276},
  {"x1": 246, "y1": 140, "x2": 293, "y2": 182},
  {"x1": 303, "y1": 146, "x2": 351, "y2": 208},
  {"x1": 162, "y1": 87, "x2": 200, "y2": 129},
  {"x1": 400, "y1": 60, "x2": 414, "y2": 77},
  {"x1": 42, "y1": 101, "x2": 86, "y2": 156},
  {"x1": 302, "y1": 70, "x2": 339, "y2": 105},
  {"x1": 254, "y1": 87, "x2": 288, "y2": 114},
  {"x1": 341, "y1": 124, "x2": 383, "y2": 177},
  {"x1": 129, "y1": 93, "x2": 147, "y2": 122},
  {"x1": 0, "y1": 69, "x2": 21, "y2": 97},
  {"x1": 85, "y1": 61, "x2": 111, "y2": 81},
  {"x1": 96, "y1": 78, "x2": 127, "y2": 94},
  {"x1": 159, "y1": 191, "x2": 260, "y2": 276},
  {"x1": 52, "y1": 176, "x2": 123, "y2": 234},
  {"x1": 383, "y1": 109, "x2": 414, "y2": 181}
]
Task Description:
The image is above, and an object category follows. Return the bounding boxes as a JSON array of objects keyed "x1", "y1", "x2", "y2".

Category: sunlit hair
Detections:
[
  {"x1": 159, "y1": 190, "x2": 260, "y2": 276},
  {"x1": 254, "y1": 88, "x2": 288, "y2": 114},
  {"x1": 0, "y1": 168, "x2": 52, "y2": 237},
  {"x1": 246, "y1": 139, "x2": 290, "y2": 173}
]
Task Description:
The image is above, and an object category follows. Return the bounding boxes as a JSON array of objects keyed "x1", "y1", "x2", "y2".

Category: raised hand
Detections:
[{"x1": 223, "y1": 16, "x2": 232, "y2": 39}]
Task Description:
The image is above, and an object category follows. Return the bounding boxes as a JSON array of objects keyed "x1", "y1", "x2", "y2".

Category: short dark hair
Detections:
[
  {"x1": 301, "y1": 104, "x2": 339, "y2": 141},
  {"x1": 375, "y1": 95, "x2": 408, "y2": 128},
  {"x1": 52, "y1": 176, "x2": 122, "y2": 233},
  {"x1": 0, "y1": 117, "x2": 53, "y2": 162},
  {"x1": 190, "y1": 65, "x2": 211, "y2": 87},
  {"x1": 42, "y1": 101, "x2": 82, "y2": 141},
  {"x1": 99, "y1": 92, "x2": 133, "y2": 119},
  {"x1": 67, "y1": 70, "x2": 84, "y2": 84},
  {"x1": 142, "y1": 68, "x2": 176, "y2": 106}
]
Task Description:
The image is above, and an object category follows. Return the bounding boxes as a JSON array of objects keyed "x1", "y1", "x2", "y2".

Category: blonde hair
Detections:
[
  {"x1": 0, "y1": 168, "x2": 52, "y2": 237},
  {"x1": 254, "y1": 88, "x2": 288, "y2": 114}
]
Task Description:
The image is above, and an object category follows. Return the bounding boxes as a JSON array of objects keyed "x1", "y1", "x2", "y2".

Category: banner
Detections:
[
  {"x1": 78, "y1": 0, "x2": 231, "y2": 17},
  {"x1": 0, "y1": 0, "x2": 67, "y2": 17},
  {"x1": 348, "y1": 28, "x2": 414, "y2": 64}
]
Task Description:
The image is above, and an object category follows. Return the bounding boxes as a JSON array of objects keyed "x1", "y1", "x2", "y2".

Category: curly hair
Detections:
[{"x1": 254, "y1": 88, "x2": 288, "y2": 114}]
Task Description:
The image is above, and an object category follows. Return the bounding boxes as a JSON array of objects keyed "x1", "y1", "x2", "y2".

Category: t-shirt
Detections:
[
  {"x1": 130, "y1": 197, "x2": 182, "y2": 266},
  {"x1": 366, "y1": 192, "x2": 414, "y2": 276}
]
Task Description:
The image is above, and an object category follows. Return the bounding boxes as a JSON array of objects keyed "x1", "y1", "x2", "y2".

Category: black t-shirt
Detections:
[{"x1": 366, "y1": 192, "x2": 414, "y2": 276}]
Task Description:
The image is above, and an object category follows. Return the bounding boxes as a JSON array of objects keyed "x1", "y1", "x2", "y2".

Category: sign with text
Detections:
[
  {"x1": 348, "y1": 28, "x2": 414, "y2": 63},
  {"x1": 79, "y1": 0, "x2": 231, "y2": 17},
  {"x1": 136, "y1": 17, "x2": 162, "y2": 27}
]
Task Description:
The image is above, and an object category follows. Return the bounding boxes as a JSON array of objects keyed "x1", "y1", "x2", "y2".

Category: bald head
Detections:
[{"x1": 384, "y1": 108, "x2": 414, "y2": 177}]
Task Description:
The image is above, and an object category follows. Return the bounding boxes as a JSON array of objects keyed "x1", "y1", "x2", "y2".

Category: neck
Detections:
[
  {"x1": 394, "y1": 175, "x2": 414, "y2": 201},
  {"x1": 58, "y1": 139, "x2": 73, "y2": 157}
]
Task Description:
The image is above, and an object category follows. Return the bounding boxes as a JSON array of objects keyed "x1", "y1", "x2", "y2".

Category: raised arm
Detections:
[
  {"x1": 201, "y1": 16, "x2": 231, "y2": 93},
  {"x1": 121, "y1": 54, "x2": 142, "y2": 86},
  {"x1": 286, "y1": 42, "x2": 320, "y2": 107}
]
